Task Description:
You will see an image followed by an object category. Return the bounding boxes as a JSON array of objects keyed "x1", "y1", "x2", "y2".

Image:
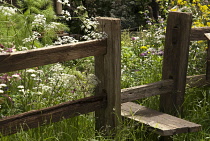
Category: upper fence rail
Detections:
[
  {"x1": 0, "y1": 39, "x2": 106, "y2": 73},
  {"x1": 191, "y1": 27, "x2": 210, "y2": 41}
]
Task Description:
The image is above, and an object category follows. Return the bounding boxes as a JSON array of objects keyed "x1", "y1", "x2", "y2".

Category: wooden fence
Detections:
[
  {"x1": 121, "y1": 12, "x2": 210, "y2": 117},
  {"x1": 0, "y1": 17, "x2": 121, "y2": 136},
  {"x1": 1, "y1": 11, "x2": 210, "y2": 138}
]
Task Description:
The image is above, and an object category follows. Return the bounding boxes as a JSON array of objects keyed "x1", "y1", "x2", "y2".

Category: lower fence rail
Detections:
[{"x1": 0, "y1": 95, "x2": 106, "y2": 136}]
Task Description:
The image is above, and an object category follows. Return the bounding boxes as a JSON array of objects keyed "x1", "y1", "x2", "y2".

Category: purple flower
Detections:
[
  {"x1": 6, "y1": 48, "x2": 13, "y2": 53},
  {"x1": 131, "y1": 37, "x2": 140, "y2": 40},
  {"x1": 140, "y1": 52, "x2": 147, "y2": 56},
  {"x1": 157, "y1": 51, "x2": 164, "y2": 56},
  {"x1": 0, "y1": 74, "x2": 11, "y2": 83},
  {"x1": 71, "y1": 88, "x2": 77, "y2": 93}
]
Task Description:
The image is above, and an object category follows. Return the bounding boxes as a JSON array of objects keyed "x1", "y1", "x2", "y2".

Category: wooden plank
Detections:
[
  {"x1": 160, "y1": 12, "x2": 192, "y2": 116},
  {"x1": 0, "y1": 95, "x2": 106, "y2": 136},
  {"x1": 205, "y1": 33, "x2": 210, "y2": 81},
  {"x1": 186, "y1": 74, "x2": 209, "y2": 88},
  {"x1": 95, "y1": 17, "x2": 121, "y2": 134},
  {"x1": 121, "y1": 79, "x2": 174, "y2": 103},
  {"x1": 204, "y1": 33, "x2": 210, "y2": 40},
  {"x1": 0, "y1": 39, "x2": 106, "y2": 73},
  {"x1": 191, "y1": 27, "x2": 210, "y2": 41},
  {"x1": 0, "y1": 53, "x2": 10, "y2": 62},
  {"x1": 121, "y1": 102, "x2": 201, "y2": 136},
  {"x1": 120, "y1": 75, "x2": 209, "y2": 103}
]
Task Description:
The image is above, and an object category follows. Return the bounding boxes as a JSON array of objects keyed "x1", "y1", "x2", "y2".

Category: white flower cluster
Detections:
[
  {"x1": 22, "y1": 32, "x2": 41, "y2": 44},
  {"x1": 0, "y1": 6, "x2": 17, "y2": 16},
  {"x1": 46, "y1": 22, "x2": 61, "y2": 30},
  {"x1": 82, "y1": 31, "x2": 108, "y2": 41},
  {"x1": 0, "y1": 83, "x2": 7, "y2": 94},
  {"x1": 77, "y1": 6, "x2": 86, "y2": 11},
  {"x1": 54, "y1": 36, "x2": 78, "y2": 45},
  {"x1": 61, "y1": 10, "x2": 71, "y2": 21},
  {"x1": 32, "y1": 14, "x2": 46, "y2": 28},
  {"x1": 47, "y1": 63, "x2": 77, "y2": 89},
  {"x1": 49, "y1": 63, "x2": 64, "y2": 72},
  {"x1": 57, "y1": 0, "x2": 70, "y2": 7},
  {"x1": 81, "y1": 18, "x2": 99, "y2": 33}
]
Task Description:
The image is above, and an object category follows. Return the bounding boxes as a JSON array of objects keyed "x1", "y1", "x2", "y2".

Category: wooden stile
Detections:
[
  {"x1": 121, "y1": 102, "x2": 201, "y2": 136},
  {"x1": 95, "y1": 17, "x2": 121, "y2": 134},
  {"x1": 160, "y1": 12, "x2": 192, "y2": 116}
]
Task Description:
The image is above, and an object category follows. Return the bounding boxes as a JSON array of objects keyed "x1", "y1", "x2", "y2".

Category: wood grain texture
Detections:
[
  {"x1": 121, "y1": 79, "x2": 174, "y2": 103},
  {"x1": 191, "y1": 27, "x2": 210, "y2": 41},
  {"x1": 95, "y1": 17, "x2": 121, "y2": 133},
  {"x1": 186, "y1": 74, "x2": 209, "y2": 88},
  {"x1": 205, "y1": 33, "x2": 210, "y2": 81},
  {"x1": 121, "y1": 102, "x2": 201, "y2": 136},
  {"x1": 0, "y1": 39, "x2": 106, "y2": 73},
  {"x1": 121, "y1": 75, "x2": 209, "y2": 103},
  {"x1": 0, "y1": 95, "x2": 106, "y2": 136},
  {"x1": 160, "y1": 12, "x2": 192, "y2": 116}
]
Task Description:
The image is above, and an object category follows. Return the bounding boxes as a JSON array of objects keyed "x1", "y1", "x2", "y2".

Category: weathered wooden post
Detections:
[
  {"x1": 95, "y1": 17, "x2": 121, "y2": 135},
  {"x1": 204, "y1": 33, "x2": 210, "y2": 81},
  {"x1": 160, "y1": 12, "x2": 192, "y2": 116},
  {"x1": 54, "y1": 0, "x2": 62, "y2": 15}
]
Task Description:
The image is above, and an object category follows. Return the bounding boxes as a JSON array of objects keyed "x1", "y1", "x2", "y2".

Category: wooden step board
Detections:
[{"x1": 121, "y1": 102, "x2": 201, "y2": 136}]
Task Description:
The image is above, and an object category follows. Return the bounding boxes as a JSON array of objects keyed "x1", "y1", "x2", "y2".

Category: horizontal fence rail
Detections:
[
  {"x1": 0, "y1": 95, "x2": 106, "y2": 136},
  {"x1": 190, "y1": 27, "x2": 210, "y2": 41},
  {"x1": 121, "y1": 79, "x2": 173, "y2": 103},
  {"x1": 121, "y1": 74, "x2": 208, "y2": 103},
  {"x1": 0, "y1": 39, "x2": 107, "y2": 73}
]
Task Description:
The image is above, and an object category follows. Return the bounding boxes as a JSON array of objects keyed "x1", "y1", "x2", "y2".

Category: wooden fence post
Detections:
[
  {"x1": 54, "y1": 0, "x2": 62, "y2": 15},
  {"x1": 95, "y1": 17, "x2": 121, "y2": 135},
  {"x1": 160, "y1": 12, "x2": 192, "y2": 116},
  {"x1": 204, "y1": 33, "x2": 210, "y2": 81}
]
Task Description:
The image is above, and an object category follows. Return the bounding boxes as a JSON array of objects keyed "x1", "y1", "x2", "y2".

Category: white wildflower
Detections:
[
  {"x1": 26, "y1": 69, "x2": 36, "y2": 73},
  {"x1": 22, "y1": 32, "x2": 41, "y2": 44},
  {"x1": 77, "y1": 6, "x2": 86, "y2": 11},
  {"x1": 57, "y1": 0, "x2": 70, "y2": 7},
  {"x1": 31, "y1": 74, "x2": 36, "y2": 77},
  {"x1": 18, "y1": 89, "x2": 25, "y2": 93},
  {"x1": 12, "y1": 74, "x2": 20, "y2": 78},
  {"x1": 32, "y1": 14, "x2": 46, "y2": 28},
  {"x1": 0, "y1": 89, "x2": 4, "y2": 93},
  {"x1": 46, "y1": 22, "x2": 61, "y2": 30},
  {"x1": 0, "y1": 84, "x2": 7, "y2": 87},
  {"x1": 87, "y1": 74, "x2": 98, "y2": 85},
  {"x1": 61, "y1": 10, "x2": 71, "y2": 21},
  {"x1": 0, "y1": 6, "x2": 17, "y2": 16},
  {"x1": 36, "y1": 92, "x2": 42, "y2": 95},
  {"x1": 17, "y1": 85, "x2": 24, "y2": 89},
  {"x1": 54, "y1": 36, "x2": 78, "y2": 45}
]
